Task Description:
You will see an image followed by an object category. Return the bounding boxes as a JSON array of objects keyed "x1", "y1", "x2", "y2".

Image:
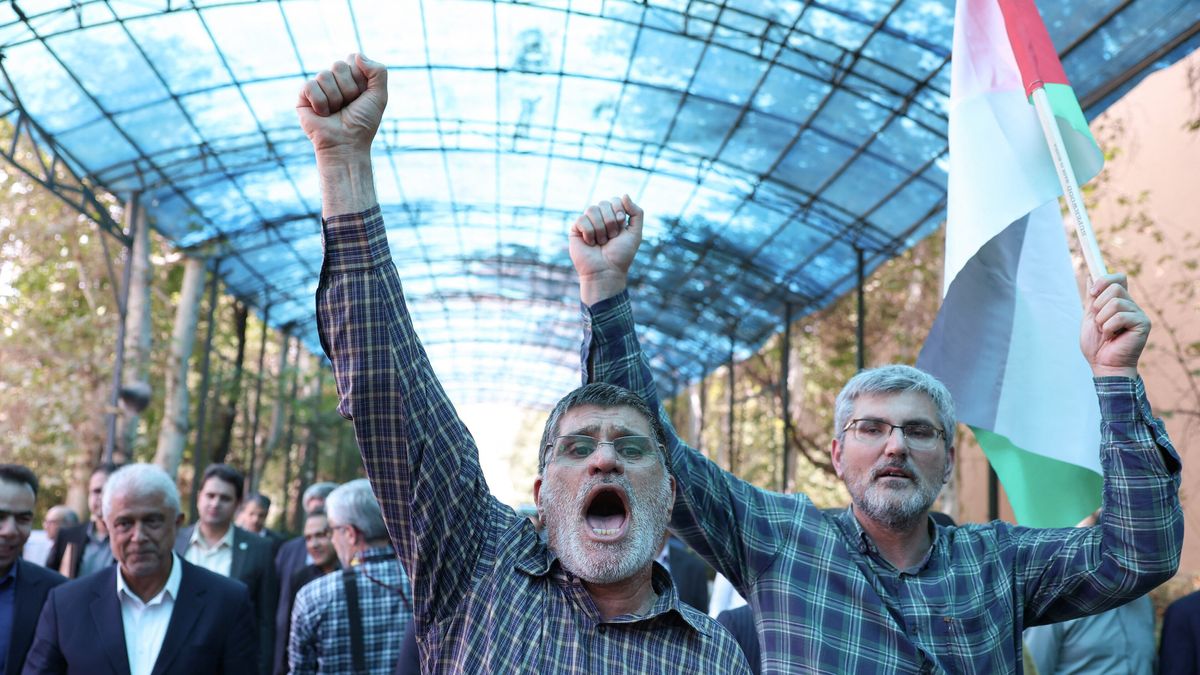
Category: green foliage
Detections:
[{"x1": 0, "y1": 120, "x2": 361, "y2": 524}]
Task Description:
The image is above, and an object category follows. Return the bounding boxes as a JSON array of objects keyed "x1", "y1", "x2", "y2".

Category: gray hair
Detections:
[
  {"x1": 833, "y1": 365, "x2": 957, "y2": 451},
  {"x1": 101, "y1": 463, "x2": 182, "y2": 518},
  {"x1": 537, "y1": 382, "x2": 667, "y2": 474},
  {"x1": 302, "y1": 482, "x2": 338, "y2": 511},
  {"x1": 325, "y1": 479, "x2": 388, "y2": 540}
]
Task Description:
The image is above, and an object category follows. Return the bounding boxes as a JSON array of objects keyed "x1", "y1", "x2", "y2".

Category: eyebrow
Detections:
[
  {"x1": 858, "y1": 416, "x2": 939, "y2": 427},
  {"x1": 561, "y1": 423, "x2": 647, "y2": 438},
  {"x1": 0, "y1": 509, "x2": 34, "y2": 518}
]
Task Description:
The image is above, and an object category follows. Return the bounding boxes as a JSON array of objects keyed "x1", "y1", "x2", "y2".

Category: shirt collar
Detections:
[
  {"x1": 0, "y1": 559, "x2": 17, "y2": 587},
  {"x1": 117, "y1": 551, "x2": 183, "y2": 606},
  {"x1": 839, "y1": 506, "x2": 939, "y2": 576},
  {"x1": 188, "y1": 524, "x2": 234, "y2": 550}
]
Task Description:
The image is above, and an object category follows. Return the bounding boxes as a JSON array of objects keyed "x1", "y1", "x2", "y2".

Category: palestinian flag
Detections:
[{"x1": 916, "y1": 0, "x2": 1106, "y2": 528}]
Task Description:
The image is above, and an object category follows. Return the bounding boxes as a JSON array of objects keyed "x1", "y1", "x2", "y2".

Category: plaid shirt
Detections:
[
  {"x1": 316, "y1": 207, "x2": 751, "y2": 674},
  {"x1": 583, "y1": 290, "x2": 1183, "y2": 675},
  {"x1": 288, "y1": 546, "x2": 412, "y2": 675}
]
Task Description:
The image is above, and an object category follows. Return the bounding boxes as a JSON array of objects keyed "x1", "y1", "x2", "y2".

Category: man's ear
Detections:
[
  {"x1": 830, "y1": 438, "x2": 845, "y2": 479},
  {"x1": 533, "y1": 476, "x2": 543, "y2": 509},
  {"x1": 175, "y1": 512, "x2": 185, "y2": 528},
  {"x1": 943, "y1": 445, "x2": 956, "y2": 484}
]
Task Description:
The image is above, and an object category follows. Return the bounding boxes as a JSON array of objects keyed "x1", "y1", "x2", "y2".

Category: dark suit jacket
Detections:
[
  {"x1": 716, "y1": 605, "x2": 760, "y2": 675},
  {"x1": 271, "y1": 537, "x2": 307, "y2": 675},
  {"x1": 1160, "y1": 589, "x2": 1200, "y2": 675},
  {"x1": 22, "y1": 558, "x2": 257, "y2": 675},
  {"x1": 272, "y1": 564, "x2": 336, "y2": 675},
  {"x1": 5, "y1": 560, "x2": 66, "y2": 675},
  {"x1": 667, "y1": 539, "x2": 711, "y2": 612},
  {"x1": 175, "y1": 525, "x2": 277, "y2": 675},
  {"x1": 43, "y1": 524, "x2": 92, "y2": 580}
]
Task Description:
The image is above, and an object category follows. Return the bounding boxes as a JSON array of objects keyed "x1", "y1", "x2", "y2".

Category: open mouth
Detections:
[
  {"x1": 874, "y1": 466, "x2": 914, "y2": 481},
  {"x1": 583, "y1": 485, "x2": 630, "y2": 540}
]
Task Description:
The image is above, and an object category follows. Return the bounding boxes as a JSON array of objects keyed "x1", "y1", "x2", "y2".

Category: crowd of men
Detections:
[
  {"x1": 1, "y1": 51, "x2": 1198, "y2": 674},
  {"x1": 1, "y1": 464, "x2": 412, "y2": 674}
]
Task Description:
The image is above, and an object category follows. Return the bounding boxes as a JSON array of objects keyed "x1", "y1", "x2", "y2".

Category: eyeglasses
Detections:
[
  {"x1": 842, "y1": 419, "x2": 945, "y2": 451},
  {"x1": 546, "y1": 434, "x2": 661, "y2": 463},
  {"x1": 304, "y1": 528, "x2": 332, "y2": 542}
]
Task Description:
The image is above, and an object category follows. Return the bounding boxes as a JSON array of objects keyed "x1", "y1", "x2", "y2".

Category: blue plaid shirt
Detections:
[
  {"x1": 583, "y1": 290, "x2": 1183, "y2": 674},
  {"x1": 289, "y1": 546, "x2": 412, "y2": 675},
  {"x1": 316, "y1": 207, "x2": 751, "y2": 674}
]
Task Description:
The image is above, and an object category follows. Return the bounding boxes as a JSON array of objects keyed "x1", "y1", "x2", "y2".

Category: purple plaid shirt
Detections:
[
  {"x1": 583, "y1": 289, "x2": 1183, "y2": 674},
  {"x1": 316, "y1": 206, "x2": 751, "y2": 674}
]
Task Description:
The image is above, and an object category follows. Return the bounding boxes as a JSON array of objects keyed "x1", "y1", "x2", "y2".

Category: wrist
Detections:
[
  {"x1": 1091, "y1": 365, "x2": 1138, "y2": 379},
  {"x1": 317, "y1": 151, "x2": 377, "y2": 218},
  {"x1": 579, "y1": 270, "x2": 628, "y2": 306}
]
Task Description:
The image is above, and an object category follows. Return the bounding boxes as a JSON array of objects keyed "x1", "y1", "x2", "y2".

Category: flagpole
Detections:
[{"x1": 1030, "y1": 86, "x2": 1108, "y2": 281}]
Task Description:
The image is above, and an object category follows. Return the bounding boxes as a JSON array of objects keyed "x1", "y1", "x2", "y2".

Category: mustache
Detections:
[
  {"x1": 871, "y1": 460, "x2": 916, "y2": 479},
  {"x1": 572, "y1": 475, "x2": 634, "y2": 505}
]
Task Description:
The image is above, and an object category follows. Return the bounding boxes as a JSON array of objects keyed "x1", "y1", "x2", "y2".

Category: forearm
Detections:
[
  {"x1": 316, "y1": 207, "x2": 491, "y2": 621},
  {"x1": 578, "y1": 269, "x2": 627, "y2": 306},
  {"x1": 1091, "y1": 376, "x2": 1182, "y2": 585},
  {"x1": 317, "y1": 151, "x2": 377, "y2": 218},
  {"x1": 582, "y1": 291, "x2": 790, "y2": 587},
  {"x1": 1021, "y1": 377, "x2": 1182, "y2": 622}
]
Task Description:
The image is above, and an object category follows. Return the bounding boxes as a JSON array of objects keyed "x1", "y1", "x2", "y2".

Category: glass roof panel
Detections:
[{"x1": 2, "y1": 0, "x2": 1193, "y2": 406}]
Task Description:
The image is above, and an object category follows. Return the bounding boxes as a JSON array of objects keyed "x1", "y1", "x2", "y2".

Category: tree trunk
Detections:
[
  {"x1": 212, "y1": 302, "x2": 248, "y2": 465},
  {"x1": 118, "y1": 199, "x2": 152, "y2": 460},
  {"x1": 280, "y1": 348, "x2": 305, "y2": 532},
  {"x1": 153, "y1": 257, "x2": 206, "y2": 478},
  {"x1": 253, "y1": 331, "x2": 291, "y2": 492}
]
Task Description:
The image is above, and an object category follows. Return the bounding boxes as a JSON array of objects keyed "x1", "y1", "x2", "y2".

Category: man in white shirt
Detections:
[
  {"x1": 24, "y1": 463, "x2": 257, "y2": 675},
  {"x1": 175, "y1": 463, "x2": 277, "y2": 674}
]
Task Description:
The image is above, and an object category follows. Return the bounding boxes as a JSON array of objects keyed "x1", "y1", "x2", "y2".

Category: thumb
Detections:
[
  {"x1": 621, "y1": 194, "x2": 644, "y2": 233},
  {"x1": 355, "y1": 54, "x2": 388, "y2": 93}
]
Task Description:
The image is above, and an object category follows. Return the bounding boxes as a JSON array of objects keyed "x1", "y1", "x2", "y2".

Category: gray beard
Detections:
[
  {"x1": 540, "y1": 471, "x2": 672, "y2": 585},
  {"x1": 846, "y1": 463, "x2": 943, "y2": 532}
]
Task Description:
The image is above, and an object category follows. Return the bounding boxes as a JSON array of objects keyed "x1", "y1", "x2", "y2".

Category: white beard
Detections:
[
  {"x1": 540, "y1": 471, "x2": 672, "y2": 585},
  {"x1": 845, "y1": 460, "x2": 944, "y2": 531}
]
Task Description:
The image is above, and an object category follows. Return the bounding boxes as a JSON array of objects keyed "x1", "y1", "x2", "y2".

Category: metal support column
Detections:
[
  {"x1": 102, "y1": 193, "x2": 139, "y2": 465},
  {"x1": 727, "y1": 334, "x2": 736, "y2": 473},
  {"x1": 188, "y1": 259, "x2": 221, "y2": 520},
  {"x1": 780, "y1": 302, "x2": 792, "y2": 493},
  {"x1": 856, "y1": 247, "x2": 865, "y2": 372}
]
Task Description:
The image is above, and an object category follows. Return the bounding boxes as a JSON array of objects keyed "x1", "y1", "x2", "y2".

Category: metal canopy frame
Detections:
[{"x1": 2, "y1": 0, "x2": 1198, "y2": 410}]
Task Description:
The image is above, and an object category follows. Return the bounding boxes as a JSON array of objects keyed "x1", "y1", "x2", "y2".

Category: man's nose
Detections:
[
  {"x1": 587, "y1": 441, "x2": 625, "y2": 475},
  {"x1": 0, "y1": 515, "x2": 16, "y2": 536},
  {"x1": 882, "y1": 427, "x2": 909, "y2": 457}
]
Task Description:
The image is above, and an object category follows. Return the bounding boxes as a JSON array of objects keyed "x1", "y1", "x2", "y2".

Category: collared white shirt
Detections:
[
  {"x1": 183, "y1": 524, "x2": 234, "y2": 577},
  {"x1": 117, "y1": 551, "x2": 183, "y2": 675}
]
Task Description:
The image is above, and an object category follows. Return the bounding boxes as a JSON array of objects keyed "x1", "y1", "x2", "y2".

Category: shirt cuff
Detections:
[
  {"x1": 321, "y1": 204, "x2": 391, "y2": 274},
  {"x1": 582, "y1": 289, "x2": 634, "y2": 346},
  {"x1": 1093, "y1": 376, "x2": 1150, "y2": 423}
]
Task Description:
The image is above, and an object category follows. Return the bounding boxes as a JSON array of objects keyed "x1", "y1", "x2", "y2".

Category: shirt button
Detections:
[{"x1": 598, "y1": 625, "x2": 607, "y2": 635}]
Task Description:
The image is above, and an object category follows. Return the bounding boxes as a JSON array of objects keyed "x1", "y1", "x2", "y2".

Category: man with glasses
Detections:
[
  {"x1": 289, "y1": 480, "x2": 409, "y2": 675},
  {"x1": 300, "y1": 54, "x2": 749, "y2": 672},
  {"x1": 569, "y1": 195, "x2": 1183, "y2": 673}
]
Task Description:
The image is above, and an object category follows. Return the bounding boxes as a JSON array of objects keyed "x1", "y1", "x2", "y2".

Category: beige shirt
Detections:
[
  {"x1": 183, "y1": 524, "x2": 234, "y2": 577},
  {"x1": 117, "y1": 552, "x2": 183, "y2": 675}
]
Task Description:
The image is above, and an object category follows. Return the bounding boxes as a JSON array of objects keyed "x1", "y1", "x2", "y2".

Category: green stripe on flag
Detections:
[
  {"x1": 970, "y1": 426, "x2": 1102, "y2": 528},
  {"x1": 1041, "y1": 82, "x2": 1094, "y2": 146}
]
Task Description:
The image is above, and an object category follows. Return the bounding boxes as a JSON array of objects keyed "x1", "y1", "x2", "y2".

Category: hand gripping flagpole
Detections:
[{"x1": 1029, "y1": 86, "x2": 1109, "y2": 282}]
